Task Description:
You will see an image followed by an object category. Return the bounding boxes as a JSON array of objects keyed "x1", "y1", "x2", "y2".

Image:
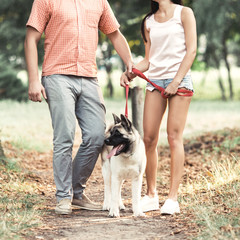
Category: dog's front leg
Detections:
[
  {"x1": 102, "y1": 160, "x2": 111, "y2": 210},
  {"x1": 109, "y1": 176, "x2": 121, "y2": 217},
  {"x1": 132, "y1": 176, "x2": 145, "y2": 217},
  {"x1": 119, "y1": 180, "x2": 125, "y2": 210}
]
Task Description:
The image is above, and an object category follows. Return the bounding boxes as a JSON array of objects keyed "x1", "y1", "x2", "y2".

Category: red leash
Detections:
[
  {"x1": 125, "y1": 84, "x2": 129, "y2": 118},
  {"x1": 124, "y1": 68, "x2": 193, "y2": 118},
  {"x1": 132, "y1": 68, "x2": 193, "y2": 98}
]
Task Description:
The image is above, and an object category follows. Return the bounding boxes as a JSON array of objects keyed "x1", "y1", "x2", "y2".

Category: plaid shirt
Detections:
[{"x1": 26, "y1": 0, "x2": 120, "y2": 77}]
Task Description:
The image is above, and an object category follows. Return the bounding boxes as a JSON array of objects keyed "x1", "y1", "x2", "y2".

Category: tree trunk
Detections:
[
  {"x1": 131, "y1": 86, "x2": 144, "y2": 138},
  {"x1": 105, "y1": 47, "x2": 114, "y2": 98},
  {"x1": 212, "y1": 52, "x2": 226, "y2": 101},
  {"x1": 217, "y1": 73, "x2": 227, "y2": 101},
  {"x1": 222, "y1": 37, "x2": 234, "y2": 100},
  {"x1": 0, "y1": 140, "x2": 6, "y2": 165}
]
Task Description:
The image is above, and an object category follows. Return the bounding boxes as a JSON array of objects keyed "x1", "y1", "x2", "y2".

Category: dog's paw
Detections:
[
  {"x1": 102, "y1": 204, "x2": 111, "y2": 211},
  {"x1": 102, "y1": 206, "x2": 110, "y2": 211},
  {"x1": 133, "y1": 211, "x2": 146, "y2": 218},
  {"x1": 119, "y1": 203, "x2": 125, "y2": 211},
  {"x1": 102, "y1": 200, "x2": 111, "y2": 211},
  {"x1": 109, "y1": 208, "x2": 120, "y2": 218}
]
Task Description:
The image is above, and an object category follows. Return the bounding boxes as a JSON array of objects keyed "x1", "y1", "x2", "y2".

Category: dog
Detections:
[{"x1": 101, "y1": 114, "x2": 146, "y2": 217}]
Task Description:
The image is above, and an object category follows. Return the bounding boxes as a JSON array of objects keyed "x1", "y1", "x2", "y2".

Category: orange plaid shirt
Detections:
[{"x1": 26, "y1": 0, "x2": 120, "y2": 77}]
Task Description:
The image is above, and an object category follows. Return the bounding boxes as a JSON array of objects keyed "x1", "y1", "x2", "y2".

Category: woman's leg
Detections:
[
  {"x1": 143, "y1": 90, "x2": 167, "y2": 197},
  {"x1": 166, "y1": 95, "x2": 192, "y2": 201}
]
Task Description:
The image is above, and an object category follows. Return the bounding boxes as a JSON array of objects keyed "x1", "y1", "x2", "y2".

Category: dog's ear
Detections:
[
  {"x1": 120, "y1": 114, "x2": 132, "y2": 132},
  {"x1": 112, "y1": 113, "x2": 121, "y2": 124}
]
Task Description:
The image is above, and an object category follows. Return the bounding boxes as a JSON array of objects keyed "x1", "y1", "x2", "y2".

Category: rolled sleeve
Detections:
[
  {"x1": 99, "y1": 0, "x2": 120, "y2": 34},
  {"x1": 26, "y1": 0, "x2": 50, "y2": 34}
]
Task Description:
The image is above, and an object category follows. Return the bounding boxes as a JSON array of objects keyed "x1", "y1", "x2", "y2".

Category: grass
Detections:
[
  {"x1": 0, "y1": 100, "x2": 53, "y2": 152},
  {"x1": 185, "y1": 158, "x2": 240, "y2": 239},
  {"x1": 1, "y1": 98, "x2": 239, "y2": 152},
  {"x1": 0, "y1": 157, "x2": 44, "y2": 240},
  {"x1": 178, "y1": 129, "x2": 240, "y2": 239}
]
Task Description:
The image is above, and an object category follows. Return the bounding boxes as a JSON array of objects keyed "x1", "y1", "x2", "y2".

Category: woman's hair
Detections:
[{"x1": 141, "y1": 0, "x2": 183, "y2": 42}]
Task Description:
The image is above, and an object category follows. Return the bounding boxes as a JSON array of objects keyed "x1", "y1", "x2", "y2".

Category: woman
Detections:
[{"x1": 121, "y1": 0, "x2": 197, "y2": 214}]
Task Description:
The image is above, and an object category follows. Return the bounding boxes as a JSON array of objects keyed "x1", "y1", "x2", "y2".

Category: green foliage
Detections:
[
  {"x1": 193, "y1": 0, "x2": 240, "y2": 100},
  {"x1": 0, "y1": 0, "x2": 40, "y2": 102},
  {"x1": 193, "y1": 0, "x2": 240, "y2": 68},
  {"x1": 0, "y1": 0, "x2": 44, "y2": 69},
  {"x1": 109, "y1": 0, "x2": 149, "y2": 56},
  {"x1": 0, "y1": 65, "x2": 28, "y2": 102}
]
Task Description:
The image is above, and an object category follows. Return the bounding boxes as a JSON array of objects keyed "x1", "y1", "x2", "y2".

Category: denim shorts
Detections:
[{"x1": 146, "y1": 75, "x2": 194, "y2": 92}]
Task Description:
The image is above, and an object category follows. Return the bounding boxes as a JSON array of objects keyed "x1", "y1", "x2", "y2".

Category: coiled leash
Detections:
[{"x1": 124, "y1": 68, "x2": 193, "y2": 118}]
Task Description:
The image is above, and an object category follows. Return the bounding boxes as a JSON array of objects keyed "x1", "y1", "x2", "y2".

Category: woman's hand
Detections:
[{"x1": 164, "y1": 81, "x2": 179, "y2": 97}]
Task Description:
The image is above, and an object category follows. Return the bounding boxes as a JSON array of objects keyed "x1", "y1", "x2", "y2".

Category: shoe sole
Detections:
[
  {"x1": 72, "y1": 204, "x2": 102, "y2": 211},
  {"x1": 55, "y1": 210, "x2": 72, "y2": 215},
  {"x1": 160, "y1": 210, "x2": 180, "y2": 215},
  {"x1": 142, "y1": 207, "x2": 160, "y2": 213}
]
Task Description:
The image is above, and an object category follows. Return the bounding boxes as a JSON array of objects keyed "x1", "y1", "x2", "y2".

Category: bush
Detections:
[{"x1": 0, "y1": 68, "x2": 28, "y2": 102}]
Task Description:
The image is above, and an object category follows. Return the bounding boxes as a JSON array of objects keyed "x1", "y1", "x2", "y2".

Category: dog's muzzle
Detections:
[{"x1": 106, "y1": 144, "x2": 126, "y2": 159}]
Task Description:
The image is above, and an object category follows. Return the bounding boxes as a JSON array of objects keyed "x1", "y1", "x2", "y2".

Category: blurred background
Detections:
[
  {"x1": 0, "y1": 0, "x2": 240, "y2": 150},
  {"x1": 0, "y1": 2, "x2": 240, "y2": 238}
]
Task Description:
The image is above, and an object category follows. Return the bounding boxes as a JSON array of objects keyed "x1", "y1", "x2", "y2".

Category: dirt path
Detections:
[
  {"x1": 7, "y1": 127, "x2": 231, "y2": 240},
  {"x1": 17, "y1": 138, "x2": 200, "y2": 240}
]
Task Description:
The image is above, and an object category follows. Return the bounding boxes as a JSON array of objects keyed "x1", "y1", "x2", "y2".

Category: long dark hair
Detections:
[{"x1": 141, "y1": 0, "x2": 183, "y2": 42}]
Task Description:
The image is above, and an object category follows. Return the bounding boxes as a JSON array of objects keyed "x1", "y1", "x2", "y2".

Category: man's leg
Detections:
[
  {"x1": 72, "y1": 77, "x2": 105, "y2": 208},
  {"x1": 42, "y1": 75, "x2": 76, "y2": 203}
]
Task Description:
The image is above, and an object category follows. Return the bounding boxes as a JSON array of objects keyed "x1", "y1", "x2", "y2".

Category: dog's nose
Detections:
[{"x1": 104, "y1": 138, "x2": 110, "y2": 144}]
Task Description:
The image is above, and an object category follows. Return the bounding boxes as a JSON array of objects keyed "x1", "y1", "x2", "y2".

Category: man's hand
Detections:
[
  {"x1": 120, "y1": 62, "x2": 137, "y2": 87},
  {"x1": 120, "y1": 71, "x2": 130, "y2": 87},
  {"x1": 120, "y1": 70, "x2": 137, "y2": 88},
  {"x1": 28, "y1": 81, "x2": 47, "y2": 102}
]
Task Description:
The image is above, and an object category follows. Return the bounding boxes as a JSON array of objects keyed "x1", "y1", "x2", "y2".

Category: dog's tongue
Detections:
[
  {"x1": 106, "y1": 147, "x2": 118, "y2": 159},
  {"x1": 107, "y1": 145, "x2": 123, "y2": 159}
]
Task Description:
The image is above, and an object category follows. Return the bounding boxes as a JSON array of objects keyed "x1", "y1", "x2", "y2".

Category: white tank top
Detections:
[{"x1": 146, "y1": 5, "x2": 191, "y2": 79}]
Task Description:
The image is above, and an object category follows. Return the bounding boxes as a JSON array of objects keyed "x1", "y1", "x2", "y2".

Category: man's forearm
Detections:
[
  {"x1": 24, "y1": 38, "x2": 39, "y2": 83},
  {"x1": 107, "y1": 30, "x2": 133, "y2": 68}
]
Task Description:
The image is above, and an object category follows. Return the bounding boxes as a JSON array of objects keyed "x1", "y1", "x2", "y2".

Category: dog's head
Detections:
[{"x1": 105, "y1": 114, "x2": 136, "y2": 158}]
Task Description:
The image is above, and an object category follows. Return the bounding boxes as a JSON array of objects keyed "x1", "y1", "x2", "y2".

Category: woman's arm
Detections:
[{"x1": 135, "y1": 22, "x2": 151, "y2": 72}]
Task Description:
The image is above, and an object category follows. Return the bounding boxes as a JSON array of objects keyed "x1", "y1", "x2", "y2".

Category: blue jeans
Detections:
[
  {"x1": 42, "y1": 74, "x2": 106, "y2": 201},
  {"x1": 146, "y1": 75, "x2": 194, "y2": 92}
]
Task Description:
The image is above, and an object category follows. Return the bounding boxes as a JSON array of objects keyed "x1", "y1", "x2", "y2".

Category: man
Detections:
[{"x1": 24, "y1": 0, "x2": 133, "y2": 215}]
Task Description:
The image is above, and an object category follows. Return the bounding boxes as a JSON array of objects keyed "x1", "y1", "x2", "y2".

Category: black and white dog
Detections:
[{"x1": 101, "y1": 114, "x2": 146, "y2": 217}]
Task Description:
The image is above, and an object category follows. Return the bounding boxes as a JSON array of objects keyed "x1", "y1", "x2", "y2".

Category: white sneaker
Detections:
[
  {"x1": 160, "y1": 199, "x2": 180, "y2": 215},
  {"x1": 140, "y1": 194, "x2": 159, "y2": 212}
]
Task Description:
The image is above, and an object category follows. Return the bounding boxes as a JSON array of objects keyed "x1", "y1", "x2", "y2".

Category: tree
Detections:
[
  {"x1": 0, "y1": 0, "x2": 43, "y2": 101},
  {"x1": 0, "y1": 0, "x2": 44, "y2": 70},
  {"x1": 193, "y1": 0, "x2": 240, "y2": 100}
]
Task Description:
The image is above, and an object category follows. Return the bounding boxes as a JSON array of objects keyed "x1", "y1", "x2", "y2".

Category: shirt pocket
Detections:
[{"x1": 86, "y1": 10, "x2": 101, "y2": 28}]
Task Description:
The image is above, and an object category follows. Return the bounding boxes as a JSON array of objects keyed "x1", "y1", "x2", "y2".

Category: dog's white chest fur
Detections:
[{"x1": 110, "y1": 145, "x2": 145, "y2": 180}]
